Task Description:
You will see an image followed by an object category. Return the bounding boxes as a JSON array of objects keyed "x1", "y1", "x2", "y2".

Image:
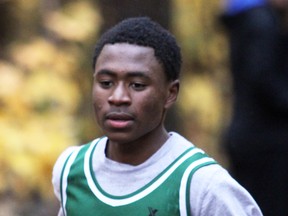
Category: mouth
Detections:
[{"x1": 105, "y1": 112, "x2": 134, "y2": 129}]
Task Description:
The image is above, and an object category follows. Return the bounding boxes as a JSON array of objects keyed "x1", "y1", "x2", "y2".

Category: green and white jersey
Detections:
[
  {"x1": 53, "y1": 132, "x2": 263, "y2": 216},
  {"x1": 60, "y1": 137, "x2": 216, "y2": 216}
]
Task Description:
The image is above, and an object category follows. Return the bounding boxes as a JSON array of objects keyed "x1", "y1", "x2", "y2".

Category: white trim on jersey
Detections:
[
  {"x1": 84, "y1": 139, "x2": 209, "y2": 207},
  {"x1": 61, "y1": 146, "x2": 84, "y2": 216},
  {"x1": 179, "y1": 157, "x2": 215, "y2": 216}
]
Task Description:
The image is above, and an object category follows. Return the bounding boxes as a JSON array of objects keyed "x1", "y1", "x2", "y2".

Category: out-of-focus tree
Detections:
[
  {"x1": 97, "y1": 0, "x2": 171, "y2": 31},
  {"x1": 173, "y1": 0, "x2": 230, "y2": 162},
  {"x1": 0, "y1": 1, "x2": 17, "y2": 52},
  {"x1": 0, "y1": 0, "x2": 102, "y2": 215}
]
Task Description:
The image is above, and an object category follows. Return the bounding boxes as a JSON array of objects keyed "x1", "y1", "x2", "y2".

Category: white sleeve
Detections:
[
  {"x1": 52, "y1": 146, "x2": 79, "y2": 216},
  {"x1": 190, "y1": 164, "x2": 263, "y2": 216}
]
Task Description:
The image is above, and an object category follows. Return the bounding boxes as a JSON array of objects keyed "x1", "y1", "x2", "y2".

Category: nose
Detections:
[{"x1": 108, "y1": 83, "x2": 131, "y2": 106}]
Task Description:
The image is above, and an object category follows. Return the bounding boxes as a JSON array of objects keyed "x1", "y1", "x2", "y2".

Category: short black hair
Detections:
[{"x1": 93, "y1": 17, "x2": 182, "y2": 81}]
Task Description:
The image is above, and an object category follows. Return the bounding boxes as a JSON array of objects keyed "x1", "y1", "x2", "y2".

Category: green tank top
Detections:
[{"x1": 60, "y1": 138, "x2": 216, "y2": 216}]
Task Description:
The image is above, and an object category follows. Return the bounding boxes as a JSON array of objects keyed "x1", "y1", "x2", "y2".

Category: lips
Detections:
[{"x1": 105, "y1": 112, "x2": 134, "y2": 129}]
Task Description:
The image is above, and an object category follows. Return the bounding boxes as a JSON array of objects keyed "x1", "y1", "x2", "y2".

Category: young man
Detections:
[{"x1": 52, "y1": 17, "x2": 262, "y2": 216}]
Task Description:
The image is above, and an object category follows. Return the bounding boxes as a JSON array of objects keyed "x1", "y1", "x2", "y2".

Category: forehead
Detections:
[
  {"x1": 97, "y1": 43, "x2": 155, "y2": 62},
  {"x1": 94, "y1": 43, "x2": 164, "y2": 76}
]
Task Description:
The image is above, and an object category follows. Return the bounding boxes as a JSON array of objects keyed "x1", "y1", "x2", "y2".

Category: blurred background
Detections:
[{"x1": 0, "y1": 0, "x2": 231, "y2": 215}]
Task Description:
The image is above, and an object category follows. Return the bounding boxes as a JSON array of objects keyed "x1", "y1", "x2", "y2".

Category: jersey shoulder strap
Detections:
[{"x1": 59, "y1": 139, "x2": 100, "y2": 216}]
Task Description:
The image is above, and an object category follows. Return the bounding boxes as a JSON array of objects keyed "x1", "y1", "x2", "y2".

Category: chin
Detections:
[{"x1": 105, "y1": 131, "x2": 136, "y2": 144}]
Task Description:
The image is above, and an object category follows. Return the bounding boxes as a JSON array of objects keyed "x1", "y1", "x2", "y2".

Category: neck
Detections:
[{"x1": 106, "y1": 127, "x2": 169, "y2": 165}]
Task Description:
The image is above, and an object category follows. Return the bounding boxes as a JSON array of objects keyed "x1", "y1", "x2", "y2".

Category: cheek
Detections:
[
  {"x1": 92, "y1": 100, "x2": 105, "y2": 126},
  {"x1": 93, "y1": 101, "x2": 104, "y2": 114},
  {"x1": 138, "y1": 93, "x2": 166, "y2": 118},
  {"x1": 92, "y1": 91, "x2": 104, "y2": 114},
  {"x1": 93, "y1": 99, "x2": 103, "y2": 110}
]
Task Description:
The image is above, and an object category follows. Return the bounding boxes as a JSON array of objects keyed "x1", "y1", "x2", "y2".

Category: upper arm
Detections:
[
  {"x1": 52, "y1": 146, "x2": 79, "y2": 201},
  {"x1": 189, "y1": 165, "x2": 263, "y2": 216}
]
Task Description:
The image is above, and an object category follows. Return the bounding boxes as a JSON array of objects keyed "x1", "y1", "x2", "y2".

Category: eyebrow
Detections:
[
  {"x1": 94, "y1": 69, "x2": 115, "y2": 77},
  {"x1": 95, "y1": 69, "x2": 151, "y2": 79}
]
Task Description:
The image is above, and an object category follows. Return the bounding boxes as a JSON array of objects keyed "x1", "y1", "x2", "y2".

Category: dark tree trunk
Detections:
[
  {"x1": 0, "y1": 1, "x2": 19, "y2": 57},
  {"x1": 97, "y1": 0, "x2": 172, "y2": 32}
]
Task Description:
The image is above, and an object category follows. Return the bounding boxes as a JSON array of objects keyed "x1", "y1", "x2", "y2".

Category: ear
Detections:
[{"x1": 164, "y1": 80, "x2": 180, "y2": 109}]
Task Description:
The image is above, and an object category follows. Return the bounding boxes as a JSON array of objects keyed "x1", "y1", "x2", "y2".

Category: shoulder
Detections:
[
  {"x1": 168, "y1": 132, "x2": 194, "y2": 149},
  {"x1": 168, "y1": 133, "x2": 262, "y2": 215},
  {"x1": 51, "y1": 137, "x2": 104, "y2": 200},
  {"x1": 190, "y1": 164, "x2": 262, "y2": 216},
  {"x1": 51, "y1": 146, "x2": 81, "y2": 200}
]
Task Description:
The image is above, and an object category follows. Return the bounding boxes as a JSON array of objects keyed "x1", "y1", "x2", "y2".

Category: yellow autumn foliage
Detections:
[
  {"x1": 173, "y1": 0, "x2": 229, "y2": 161},
  {"x1": 44, "y1": 1, "x2": 102, "y2": 41},
  {"x1": 0, "y1": 1, "x2": 94, "y2": 200},
  {"x1": 174, "y1": 0, "x2": 224, "y2": 66},
  {"x1": 0, "y1": 2, "x2": 99, "y2": 197},
  {"x1": 0, "y1": 63, "x2": 24, "y2": 105},
  {"x1": 0, "y1": 1, "x2": 104, "y2": 200},
  {"x1": 0, "y1": 57, "x2": 81, "y2": 199},
  {"x1": 179, "y1": 74, "x2": 223, "y2": 131},
  {"x1": 9, "y1": 38, "x2": 80, "y2": 76}
]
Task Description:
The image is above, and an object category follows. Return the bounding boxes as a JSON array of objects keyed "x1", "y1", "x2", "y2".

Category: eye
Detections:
[
  {"x1": 130, "y1": 82, "x2": 147, "y2": 91},
  {"x1": 99, "y1": 80, "x2": 113, "y2": 89}
]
